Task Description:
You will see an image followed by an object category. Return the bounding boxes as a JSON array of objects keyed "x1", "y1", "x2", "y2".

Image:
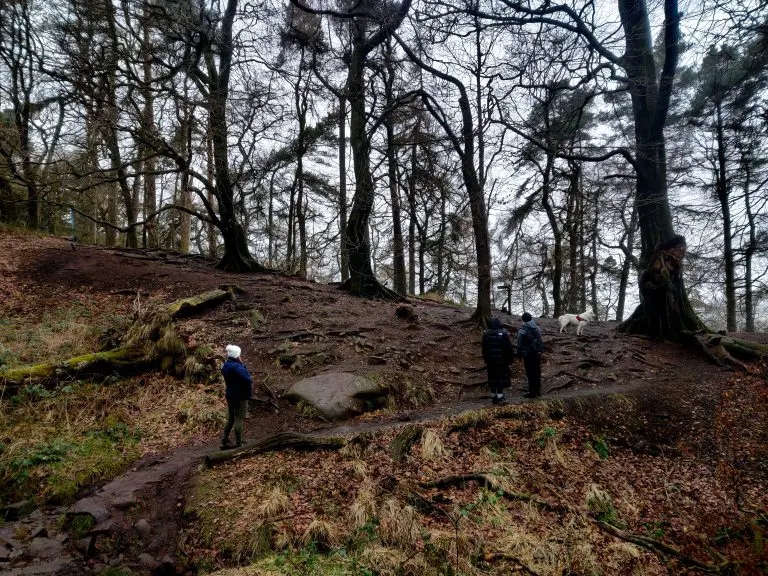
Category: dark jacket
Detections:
[
  {"x1": 222, "y1": 358, "x2": 253, "y2": 401},
  {"x1": 517, "y1": 320, "x2": 543, "y2": 357},
  {"x1": 482, "y1": 318, "x2": 514, "y2": 388}
]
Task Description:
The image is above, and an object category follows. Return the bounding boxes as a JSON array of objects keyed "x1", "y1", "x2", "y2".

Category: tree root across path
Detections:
[
  {"x1": 204, "y1": 432, "x2": 346, "y2": 467},
  {"x1": 0, "y1": 287, "x2": 236, "y2": 393}
]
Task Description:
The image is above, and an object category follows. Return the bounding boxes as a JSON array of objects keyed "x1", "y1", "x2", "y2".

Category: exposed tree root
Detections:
[
  {"x1": 480, "y1": 552, "x2": 541, "y2": 575},
  {"x1": 419, "y1": 473, "x2": 563, "y2": 513},
  {"x1": 204, "y1": 431, "x2": 346, "y2": 467},
  {"x1": 594, "y1": 520, "x2": 729, "y2": 574}
]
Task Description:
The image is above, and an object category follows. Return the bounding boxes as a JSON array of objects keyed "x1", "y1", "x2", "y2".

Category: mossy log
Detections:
[
  {"x1": 166, "y1": 289, "x2": 232, "y2": 318},
  {"x1": 205, "y1": 431, "x2": 345, "y2": 467},
  {"x1": 0, "y1": 347, "x2": 149, "y2": 389}
]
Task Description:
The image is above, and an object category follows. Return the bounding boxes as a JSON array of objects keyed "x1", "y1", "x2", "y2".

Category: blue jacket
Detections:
[
  {"x1": 222, "y1": 358, "x2": 253, "y2": 401},
  {"x1": 517, "y1": 320, "x2": 543, "y2": 357}
]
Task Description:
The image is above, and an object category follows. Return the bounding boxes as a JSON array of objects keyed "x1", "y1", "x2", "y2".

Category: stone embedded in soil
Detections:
[
  {"x1": 28, "y1": 537, "x2": 63, "y2": 559},
  {"x1": 68, "y1": 499, "x2": 109, "y2": 524},
  {"x1": 133, "y1": 519, "x2": 151, "y2": 538},
  {"x1": 138, "y1": 552, "x2": 159, "y2": 569},
  {"x1": 29, "y1": 526, "x2": 46, "y2": 539},
  {"x1": 75, "y1": 536, "x2": 95, "y2": 557},
  {"x1": 2, "y1": 500, "x2": 35, "y2": 521},
  {"x1": 89, "y1": 518, "x2": 114, "y2": 535},
  {"x1": 284, "y1": 373, "x2": 385, "y2": 419},
  {"x1": 112, "y1": 493, "x2": 137, "y2": 510}
]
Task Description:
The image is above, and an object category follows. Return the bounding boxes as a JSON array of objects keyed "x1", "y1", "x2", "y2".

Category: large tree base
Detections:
[
  {"x1": 216, "y1": 253, "x2": 277, "y2": 274},
  {"x1": 618, "y1": 236, "x2": 705, "y2": 340},
  {"x1": 339, "y1": 276, "x2": 405, "y2": 301}
]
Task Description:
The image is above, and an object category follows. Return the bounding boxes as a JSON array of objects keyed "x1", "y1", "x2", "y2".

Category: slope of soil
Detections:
[{"x1": 1, "y1": 232, "x2": 766, "y2": 576}]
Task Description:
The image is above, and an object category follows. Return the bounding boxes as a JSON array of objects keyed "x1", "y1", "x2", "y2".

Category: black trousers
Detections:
[{"x1": 523, "y1": 354, "x2": 541, "y2": 396}]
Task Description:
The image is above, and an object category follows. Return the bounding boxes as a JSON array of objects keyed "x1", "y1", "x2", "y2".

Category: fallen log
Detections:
[
  {"x1": 205, "y1": 431, "x2": 345, "y2": 467},
  {"x1": 0, "y1": 347, "x2": 150, "y2": 388},
  {"x1": 167, "y1": 289, "x2": 232, "y2": 318},
  {"x1": 1, "y1": 288, "x2": 233, "y2": 393}
]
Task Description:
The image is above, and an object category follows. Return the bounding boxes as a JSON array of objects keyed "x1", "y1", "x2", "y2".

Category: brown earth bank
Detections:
[{"x1": 0, "y1": 231, "x2": 766, "y2": 575}]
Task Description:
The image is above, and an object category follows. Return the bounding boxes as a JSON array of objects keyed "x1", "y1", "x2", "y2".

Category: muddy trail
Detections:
[{"x1": 0, "y1": 234, "x2": 754, "y2": 575}]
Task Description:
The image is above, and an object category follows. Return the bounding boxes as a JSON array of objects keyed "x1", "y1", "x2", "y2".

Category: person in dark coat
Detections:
[
  {"x1": 221, "y1": 344, "x2": 253, "y2": 449},
  {"x1": 517, "y1": 312, "x2": 544, "y2": 398},
  {"x1": 482, "y1": 317, "x2": 514, "y2": 404}
]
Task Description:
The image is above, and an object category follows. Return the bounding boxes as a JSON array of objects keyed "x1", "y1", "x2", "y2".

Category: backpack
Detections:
[{"x1": 521, "y1": 325, "x2": 544, "y2": 354}]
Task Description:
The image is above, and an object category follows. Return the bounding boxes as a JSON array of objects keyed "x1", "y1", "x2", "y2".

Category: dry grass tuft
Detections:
[
  {"x1": 585, "y1": 484, "x2": 621, "y2": 525},
  {"x1": 448, "y1": 409, "x2": 491, "y2": 433},
  {"x1": 303, "y1": 518, "x2": 337, "y2": 550},
  {"x1": 350, "y1": 459, "x2": 368, "y2": 478},
  {"x1": 259, "y1": 485, "x2": 290, "y2": 519},
  {"x1": 349, "y1": 483, "x2": 377, "y2": 528},
  {"x1": 378, "y1": 499, "x2": 422, "y2": 549},
  {"x1": 420, "y1": 429, "x2": 448, "y2": 460}
]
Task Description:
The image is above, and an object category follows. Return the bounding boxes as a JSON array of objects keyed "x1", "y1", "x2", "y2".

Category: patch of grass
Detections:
[
  {"x1": 70, "y1": 514, "x2": 95, "y2": 538},
  {"x1": 0, "y1": 380, "x2": 144, "y2": 504},
  {"x1": 536, "y1": 426, "x2": 557, "y2": 448},
  {"x1": 587, "y1": 435, "x2": 610, "y2": 459},
  {"x1": 0, "y1": 302, "x2": 114, "y2": 369}
]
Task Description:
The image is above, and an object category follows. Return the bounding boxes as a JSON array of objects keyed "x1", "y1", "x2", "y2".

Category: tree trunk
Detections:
[
  {"x1": 407, "y1": 128, "x2": 419, "y2": 295},
  {"x1": 743, "y1": 160, "x2": 756, "y2": 332},
  {"x1": 206, "y1": 0, "x2": 266, "y2": 272},
  {"x1": 206, "y1": 128, "x2": 217, "y2": 258},
  {"x1": 617, "y1": 0, "x2": 705, "y2": 338},
  {"x1": 384, "y1": 55, "x2": 407, "y2": 295},
  {"x1": 142, "y1": 3, "x2": 158, "y2": 248},
  {"x1": 344, "y1": 40, "x2": 398, "y2": 298},
  {"x1": 566, "y1": 165, "x2": 579, "y2": 312},
  {"x1": 715, "y1": 102, "x2": 736, "y2": 332},
  {"x1": 338, "y1": 95, "x2": 349, "y2": 282},
  {"x1": 541, "y1": 154, "x2": 563, "y2": 317},
  {"x1": 616, "y1": 201, "x2": 637, "y2": 322},
  {"x1": 295, "y1": 47, "x2": 308, "y2": 278},
  {"x1": 589, "y1": 190, "x2": 599, "y2": 319}
]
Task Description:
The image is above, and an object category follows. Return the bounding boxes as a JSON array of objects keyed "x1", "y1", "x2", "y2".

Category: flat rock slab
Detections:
[
  {"x1": 284, "y1": 373, "x2": 385, "y2": 420},
  {"x1": 68, "y1": 498, "x2": 109, "y2": 523},
  {"x1": 28, "y1": 537, "x2": 63, "y2": 559},
  {"x1": 2, "y1": 559, "x2": 70, "y2": 576}
]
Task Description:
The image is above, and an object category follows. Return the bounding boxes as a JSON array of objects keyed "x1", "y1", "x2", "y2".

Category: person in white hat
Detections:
[{"x1": 220, "y1": 344, "x2": 252, "y2": 449}]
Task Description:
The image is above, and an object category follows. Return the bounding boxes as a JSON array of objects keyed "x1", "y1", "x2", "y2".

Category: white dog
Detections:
[{"x1": 558, "y1": 310, "x2": 593, "y2": 335}]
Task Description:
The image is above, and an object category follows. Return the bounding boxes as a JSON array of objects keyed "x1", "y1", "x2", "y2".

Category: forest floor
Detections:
[{"x1": 0, "y1": 230, "x2": 766, "y2": 576}]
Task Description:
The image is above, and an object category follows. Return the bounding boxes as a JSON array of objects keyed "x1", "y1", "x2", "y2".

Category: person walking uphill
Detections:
[
  {"x1": 482, "y1": 317, "x2": 514, "y2": 405},
  {"x1": 517, "y1": 313, "x2": 544, "y2": 398},
  {"x1": 221, "y1": 344, "x2": 252, "y2": 449}
]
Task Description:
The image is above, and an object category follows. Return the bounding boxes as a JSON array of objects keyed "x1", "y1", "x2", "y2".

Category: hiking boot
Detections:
[
  {"x1": 523, "y1": 392, "x2": 540, "y2": 399},
  {"x1": 220, "y1": 440, "x2": 233, "y2": 450},
  {"x1": 235, "y1": 441, "x2": 245, "y2": 448},
  {"x1": 496, "y1": 394, "x2": 508, "y2": 405}
]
